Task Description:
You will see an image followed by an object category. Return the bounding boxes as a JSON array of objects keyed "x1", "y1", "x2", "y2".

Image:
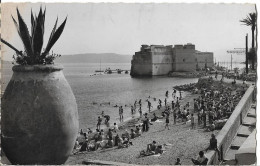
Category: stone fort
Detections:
[{"x1": 130, "y1": 43, "x2": 214, "y2": 76}]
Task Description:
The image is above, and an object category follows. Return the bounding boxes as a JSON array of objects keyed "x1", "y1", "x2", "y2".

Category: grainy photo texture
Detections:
[{"x1": 1, "y1": 2, "x2": 257, "y2": 165}]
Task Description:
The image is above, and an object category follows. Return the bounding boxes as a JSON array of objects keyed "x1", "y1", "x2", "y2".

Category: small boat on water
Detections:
[
  {"x1": 105, "y1": 68, "x2": 112, "y2": 74},
  {"x1": 117, "y1": 69, "x2": 122, "y2": 74},
  {"x1": 95, "y1": 70, "x2": 104, "y2": 73}
]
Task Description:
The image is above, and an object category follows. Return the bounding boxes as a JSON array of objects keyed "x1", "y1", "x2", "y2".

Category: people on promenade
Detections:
[{"x1": 205, "y1": 134, "x2": 221, "y2": 161}]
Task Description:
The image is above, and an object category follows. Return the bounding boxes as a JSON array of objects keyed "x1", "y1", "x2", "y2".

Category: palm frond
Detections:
[
  {"x1": 240, "y1": 13, "x2": 257, "y2": 26},
  {"x1": 240, "y1": 19, "x2": 252, "y2": 26},
  {"x1": 43, "y1": 17, "x2": 67, "y2": 56},
  {"x1": 16, "y1": 8, "x2": 33, "y2": 57}
]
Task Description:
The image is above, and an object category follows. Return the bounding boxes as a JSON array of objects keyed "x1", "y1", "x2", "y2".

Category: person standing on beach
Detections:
[
  {"x1": 197, "y1": 110, "x2": 201, "y2": 125},
  {"x1": 165, "y1": 115, "x2": 170, "y2": 130},
  {"x1": 202, "y1": 110, "x2": 207, "y2": 128},
  {"x1": 143, "y1": 113, "x2": 149, "y2": 132},
  {"x1": 101, "y1": 111, "x2": 105, "y2": 117},
  {"x1": 97, "y1": 116, "x2": 102, "y2": 130},
  {"x1": 172, "y1": 101, "x2": 175, "y2": 110},
  {"x1": 147, "y1": 101, "x2": 152, "y2": 112},
  {"x1": 119, "y1": 106, "x2": 124, "y2": 121},
  {"x1": 194, "y1": 99, "x2": 198, "y2": 113},
  {"x1": 158, "y1": 99, "x2": 162, "y2": 109},
  {"x1": 173, "y1": 88, "x2": 177, "y2": 98},
  {"x1": 173, "y1": 108, "x2": 177, "y2": 124},
  {"x1": 134, "y1": 100, "x2": 137, "y2": 109},
  {"x1": 191, "y1": 114, "x2": 195, "y2": 129},
  {"x1": 131, "y1": 105, "x2": 135, "y2": 115},
  {"x1": 165, "y1": 90, "x2": 169, "y2": 98},
  {"x1": 139, "y1": 105, "x2": 142, "y2": 117},
  {"x1": 164, "y1": 98, "x2": 167, "y2": 106},
  {"x1": 179, "y1": 91, "x2": 182, "y2": 100},
  {"x1": 176, "y1": 97, "x2": 179, "y2": 105}
]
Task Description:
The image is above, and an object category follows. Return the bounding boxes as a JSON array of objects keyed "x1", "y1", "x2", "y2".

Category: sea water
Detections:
[{"x1": 2, "y1": 63, "x2": 198, "y2": 131}]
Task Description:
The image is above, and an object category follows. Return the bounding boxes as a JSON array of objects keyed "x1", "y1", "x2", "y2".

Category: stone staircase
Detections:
[{"x1": 222, "y1": 104, "x2": 256, "y2": 165}]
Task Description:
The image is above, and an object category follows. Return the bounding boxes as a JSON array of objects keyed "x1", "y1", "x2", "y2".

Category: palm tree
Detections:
[{"x1": 240, "y1": 13, "x2": 257, "y2": 70}]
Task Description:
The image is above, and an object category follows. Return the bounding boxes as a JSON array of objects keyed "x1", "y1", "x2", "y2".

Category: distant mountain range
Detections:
[{"x1": 56, "y1": 53, "x2": 133, "y2": 63}]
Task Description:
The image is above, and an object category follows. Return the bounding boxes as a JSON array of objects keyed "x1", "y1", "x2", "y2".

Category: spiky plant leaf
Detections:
[
  {"x1": 31, "y1": 9, "x2": 35, "y2": 36},
  {"x1": 43, "y1": 17, "x2": 67, "y2": 56},
  {"x1": 32, "y1": 7, "x2": 44, "y2": 56},
  {"x1": 12, "y1": 15, "x2": 21, "y2": 36},
  {"x1": 45, "y1": 17, "x2": 58, "y2": 49},
  {"x1": 16, "y1": 8, "x2": 33, "y2": 58},
  {"x1": 42, "y1": 7, "x2": 46, "y2": 35}
]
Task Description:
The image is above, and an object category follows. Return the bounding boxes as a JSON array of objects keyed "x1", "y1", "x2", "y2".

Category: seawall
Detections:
[{"x1": 206, "y1": 85, "x2": 256, "y2": 165}]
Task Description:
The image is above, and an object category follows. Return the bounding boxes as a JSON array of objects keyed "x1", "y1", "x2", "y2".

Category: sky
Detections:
[{"x1": 1, "y1": 2, "x2": 256, "y2": 62}]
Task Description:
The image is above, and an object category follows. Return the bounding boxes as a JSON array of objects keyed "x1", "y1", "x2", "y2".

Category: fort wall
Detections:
[
  {"x1": 172, "y1": 44, "x2": 196, "y2": 72},
  {"x1": 130, "y1": 43, "x2": 214, "y2": 76},
  {"x1": 195, "y1": 52, "x2": 214, "y2": 69},
  {"x1": 151, "y1": 45, "x2": 173, "y2": 75}
]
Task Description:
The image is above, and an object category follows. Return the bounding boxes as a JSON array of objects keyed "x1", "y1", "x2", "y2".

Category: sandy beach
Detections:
[{"x1": 67, "y1": 89, "x2": 220, "y2": 165}]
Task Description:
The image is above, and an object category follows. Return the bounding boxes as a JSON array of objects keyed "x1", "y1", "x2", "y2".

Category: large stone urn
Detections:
[{"x1": 1, "y1": 65, "x2": 79, "y2": 164}]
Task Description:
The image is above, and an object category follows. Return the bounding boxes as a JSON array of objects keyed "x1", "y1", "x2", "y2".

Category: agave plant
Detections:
[{"x1": 1, "y1": 7, "x2": 67, "y2": 65}]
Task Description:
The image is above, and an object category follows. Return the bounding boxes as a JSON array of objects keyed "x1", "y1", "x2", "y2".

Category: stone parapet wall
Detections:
[{"x1": 206, "y1": 85, "x2": 255, "y2": 165}]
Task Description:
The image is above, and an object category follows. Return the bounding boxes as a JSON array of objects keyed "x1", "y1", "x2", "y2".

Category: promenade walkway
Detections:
[
  {"x1": 205, "y1": 74, "x2": 256, "y2": 165},
  {"x1": 223, "y1": 102, "x2": 256, "y2": 165}
]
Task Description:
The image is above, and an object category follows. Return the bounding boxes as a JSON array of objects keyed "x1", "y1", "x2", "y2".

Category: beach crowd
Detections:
[{"x1": 73, "y1": 75, "x2": 247, "y2": 165}]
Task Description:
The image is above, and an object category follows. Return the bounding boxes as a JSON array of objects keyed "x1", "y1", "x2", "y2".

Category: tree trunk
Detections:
[
  {"x1": 251, "y1": 27, "x2": 255, "y2": 70},
  {"x1": 246, "y1": 34, "x2": 248, "y2": 74}
]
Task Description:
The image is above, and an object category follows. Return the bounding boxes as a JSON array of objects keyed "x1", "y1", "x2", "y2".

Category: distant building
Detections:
[{"x1": 130, "y1": 43, "x2": 214, "y2": 76}]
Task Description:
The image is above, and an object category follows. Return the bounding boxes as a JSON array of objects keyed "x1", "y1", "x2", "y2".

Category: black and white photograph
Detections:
[{"x1": 0, "y1": 0, "x2": 258, "y2": 165}]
